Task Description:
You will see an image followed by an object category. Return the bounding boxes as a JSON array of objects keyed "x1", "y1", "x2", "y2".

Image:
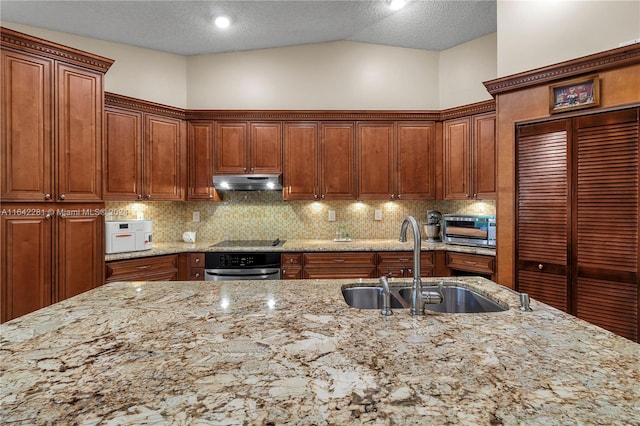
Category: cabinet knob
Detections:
[
  {"x1": 209, "y1": 194, "x2": 213, "y2": 198},
  {"x1": 44, "y1": 193, "x2": 51, "y2": 200},
  {"x1": 538, "y1": 264, "x2": 544, "y2": 270},
  {"x1": 474, "y1": 193, "x2": 478, "y2": 198},
  {"x1": 244, "y1": 168, "x2": 247, "y2": 172},
  {"x1": 250, "y1": 168, "x2": 254, "y2": 172},
  {"x1": 137, "y1": 194, "x2": 143, "y2": 200},
  {"x1": 282, "y1": 269, "x2": 287, "y2": 274},
  {"x1": 390, "y1": 194, "x2": 395, "y2": 199},
  {"x1": 194, "y1": 273, "x2": 200, "y2": 278},
  {"x1": 407, "y1": 268, "x2": 412, "y2": 275},
  {"x1": 397, "y1": 194, "x2": 402, "y2": 199},
  {"x1": 45, "y1": 213, "x2": 52, "y2": 219},
  {"x1": 321, "y1": 194, "x2": 325, "y2": 199},
  {"x1": 59, "y1": 194, "x2": 66, "y2": 200},
  {"x1": 195, "y1": 258, "x2": 200, "y2": 263},
  {"x1": 146, "y1": 194, "x2": 151, "y2": 199},
  {"x1": 314, "y1": 194, "x2": 318, "y2": 199}
]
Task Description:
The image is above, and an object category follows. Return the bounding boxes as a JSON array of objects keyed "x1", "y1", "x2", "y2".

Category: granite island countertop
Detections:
[
  {"x1": 1, "y1": 277, "x2": 638, "y2": 424},
  {"x1": 106, "y1": 239, "x2": 496, "y2": 261}
]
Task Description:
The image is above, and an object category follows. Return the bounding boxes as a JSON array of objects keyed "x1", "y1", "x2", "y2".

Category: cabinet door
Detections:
[
  {"x1": 283, "y1": 122, "x2": 319, "y2": 200},
  {"x1": 396, "y1": 122, "x2": 436, "y2": 200},
  {"x1": 1, "y1": 50, "x2": 53, "y2": 202},
  {"x1": 250, "y1": 122, "x2": 282, "y2": 173},
  {"x1": 57, "y1": 205, "x2": 104, "y2": 301},
  {"x1": 215, "y1": 122, "x2": 248, "y2": 174},
  {"x1": 574, "y1": 109, "x2": 638, "y2": 341},
  {"x1": 516, "y1": 120, "x2": 570, "y2": 312},
  {"x1": 103, "y1": 107, "x2": 143, "y2": 200},
  {"x1": 320, "y1": 122, "x2": 355, "y2": 200},
  {"x1": 472, "y1": 113, "x2": 496, "y2": 200},
  {"x1": 56, "y1": 63, "x2": 103, "y2": 202},
  {"x1": 1, "y1": 208, "x2": 53, "y2": 322},
  {"x1": 188, "y1": 121, "x2": 219, "y2": 200},
  {"x1": 144, "y1": 114, "x2": 184, "y2": 200},
  {"x1": 443, "y1": 117, "x2": 471, "y2": 200},
  {"x1": 357, "y1": 122, "x2": 395, "y2": 200}
]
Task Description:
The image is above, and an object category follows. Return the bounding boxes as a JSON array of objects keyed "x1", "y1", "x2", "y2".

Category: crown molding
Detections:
[
  {"x1": 185, "y1": 109, "x2": 443, "y2": 121},
  {"x1": 484, "y1": 43, "x2": 640, "y2": 96},
  {"x1": 1, "y1": 27, "x2": 114, "y2": 73},
  {"x1": 439, "y1": 100, "x2": 496, "y2": 120},
  {"x1": 105, "y1": 93, "x2": 186, "y2": 119}
]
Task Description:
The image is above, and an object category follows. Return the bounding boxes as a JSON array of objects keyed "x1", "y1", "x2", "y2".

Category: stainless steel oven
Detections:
[{"x1": 205, "y1": 240, "x2": 283, "y2": 281}]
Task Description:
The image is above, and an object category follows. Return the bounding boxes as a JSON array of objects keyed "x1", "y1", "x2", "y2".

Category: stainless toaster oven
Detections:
[{"x1": 442, "y1": 215, "x2": 496, "y2": 248}]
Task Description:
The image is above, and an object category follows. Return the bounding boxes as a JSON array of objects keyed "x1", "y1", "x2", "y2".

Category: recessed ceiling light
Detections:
[
  {"x1": 214, "y1": 16, "x2": 231, "y2": 29},
  {"x1": 387, "y1": 0, "x2": 406, "y2": 11}
]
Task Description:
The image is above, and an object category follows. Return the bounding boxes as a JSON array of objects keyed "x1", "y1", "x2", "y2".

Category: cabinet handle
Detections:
[
  {"x1": 244, "y1": 168, "x2": 247, "y2": 172},
  {"x1": 390, "y1": 194, "x2": 395, "y2": 199},
  {"x1": 44, "y1": 193, "x2": 51, "y2": 200},
  {"x1": 59, "y1": 194, "x2": 66, "y2": 200},
  {"x1": 136, "y1": 265, "x2": 152, "y2": 270},
  {"x1": 473, "y1": 193, "x2": 478, "y2": 198},
  {"x1": 194, "y1": 272, "x2": 200, "y2": 278},
  {"x1": 137, "y1": 194, "x2": 143, "y2": 200},
  {"x1": 195, "y1": 258, "x2": 200, "y2": 263},
  {"x1": 146, "y1": 194, "x2": 151, "y2": 199},
  {"x1": 209, "y1": 194, "x2": 213, "y2": 198},
  {"x1": 314, "y1": 194, "x2": 318, "y2": 199},
  {"x1": 45, "y1": 213, "x2": 52, "y2": 219},
  {"x1": 463, "y1": 260, "x2": 478, "y2": 265},
  {"x1": 397, "y1": 194, "x2": 402, "y2": 199},
  {"x1": 407, "y1": 268, "x2": 412, "y2": 274},
  {"x1": 333, "y1": 259, "x2": 345, "y2": 263},
  {"x1": 398, "y1": 258, "x2": 410, "y2": 262},
  {"x1": 250, "y1": 168, "x2": 254, "y2": 172},
  {"x1": 538, "y1": 264, "x2": 544, "y2": 270},
  {"x1": 282, "y1": 269, "x2": 286, "y2": 274},
  {"x1": 321, "y1": 194, "x2": 325, "y2": 199}
]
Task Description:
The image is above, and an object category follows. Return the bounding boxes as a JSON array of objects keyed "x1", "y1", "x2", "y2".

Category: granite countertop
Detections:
[
  {"x1": 106, "y1": 239, "x2": 496, "y2": 261},
  {"x1": 1, "y1": 278, "x2": 638, "y2": 424}
]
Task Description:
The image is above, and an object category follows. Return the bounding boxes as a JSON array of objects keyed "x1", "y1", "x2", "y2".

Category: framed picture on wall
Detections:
[{"x1": 549, "y1": 75, "x2": 600, "y2": 114}]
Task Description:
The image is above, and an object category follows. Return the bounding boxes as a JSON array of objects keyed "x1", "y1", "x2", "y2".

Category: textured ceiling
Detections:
[{"x1": 0, "y1": 1, "x2": 497, "y2": 56}]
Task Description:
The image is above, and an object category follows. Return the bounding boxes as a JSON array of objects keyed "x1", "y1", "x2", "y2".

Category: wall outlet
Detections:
[
  {"x1": 374, "y1": 209, "x2": 382, "y2": 221},
  {"x1": 328, "y1": 210, "x2": 336, "y2": 222},
  {"x1": 192, "y1": 211, "x2": 200, "y2": 222},
  {"x1": 136, "y1": 211, "x2": 144, "y2": 220}
]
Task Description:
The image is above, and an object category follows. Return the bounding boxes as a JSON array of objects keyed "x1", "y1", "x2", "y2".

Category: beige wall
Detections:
[
  {"x1": 186, "y1": 41, "x2": 441, "y2": 110},
  {"x1": 439, "y1": 33, "x2": 497, "y2": 110},
  {"x1": 1, "y1": 21, "x2": 188, "y2": 108},
  {"x1": 497, "y1": 0, "x2": 640, "y2": 77}
]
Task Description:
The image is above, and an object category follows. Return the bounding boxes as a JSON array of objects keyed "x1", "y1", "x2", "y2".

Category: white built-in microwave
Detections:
[{"x1": 105, "y1": 220, "x2": 153, "y2": 254}]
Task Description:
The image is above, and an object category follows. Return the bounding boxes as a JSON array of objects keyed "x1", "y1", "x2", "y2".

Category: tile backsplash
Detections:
[{"x1": 105, "y1": 193, "x2": 495, "y2": 243}]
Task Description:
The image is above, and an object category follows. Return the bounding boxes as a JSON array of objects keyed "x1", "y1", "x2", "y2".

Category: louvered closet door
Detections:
[
  {"x1": 574, "y1": 109, "x2": 639, "y2": 341},
  {"x1": 516, "y1": 120, "x2": 571, "y2": 312}
]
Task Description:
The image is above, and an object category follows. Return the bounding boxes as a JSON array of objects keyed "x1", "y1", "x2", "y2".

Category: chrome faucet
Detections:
[{"x1": 399, "y1": 216, "x2": 424, "y2": 315}]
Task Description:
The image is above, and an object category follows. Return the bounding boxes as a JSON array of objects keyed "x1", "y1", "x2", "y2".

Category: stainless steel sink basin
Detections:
[
  {"x1": 341, "y1": 286, "x2": 411, "y2": 309},
  {"x1": 398, "y1": 286, "x2": 506, "y2": 313},
  {"x1": 342, "y1": 284, "x2": 506, "y2": 313}
]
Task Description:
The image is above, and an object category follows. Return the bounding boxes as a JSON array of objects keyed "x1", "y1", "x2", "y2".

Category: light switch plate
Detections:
[
  {"x1": 328, "y1": 210, "x2": 336, "y2": 222},
  {"x1": 374, "y1": 209, "x2": 382, "y2": 221},
  {"x1": 192, "y1": 211, "x2": 200, "y2": 222}
]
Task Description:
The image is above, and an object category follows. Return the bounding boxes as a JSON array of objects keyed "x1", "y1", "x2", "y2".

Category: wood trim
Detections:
[
  {"x1": 484, "y1": 43, "x2": 640, "y2": 96},
  {"x1": 186, "y1": 109, "x2": 442, "y2": 121},
  {"x1": 1, "y1": 27, "x2": 114, "y2": 73},
  {"x1": 105, "y1": 92, "x2": 186, "y2": 120},
  {"x1": 439, "y1": 100, "x2": 496, "y2": 120}
]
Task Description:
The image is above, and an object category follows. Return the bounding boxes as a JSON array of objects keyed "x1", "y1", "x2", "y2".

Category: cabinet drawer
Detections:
[
  {"x1": 303, "y1": 252, "x2": 376, "y2": 267},
  {"x1": 188, "y1": 267, "x2": 204, "y2": 281},
  {"x1": 446, "y1": 252, "x2": 494, "y2": 275},
  {"x1": 282, "y1": 253, "x2": 302, "y2": 266},
  {"x1": 303, "y1": 268, "x2": 376, "y2": 279},
  {"x1": 106, "y1": 254, "x2": 178, "y2": 282},
  {"x1": 190, "y1": 253, "x2": 204, "y2": 268},
  {"x1": 281, "y1": 267, "x2": 302, "y2": 280}
]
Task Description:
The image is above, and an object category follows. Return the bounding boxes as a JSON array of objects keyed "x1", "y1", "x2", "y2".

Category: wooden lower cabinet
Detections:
[
  {"x1": 1, "y1": 203, "x2": 105, "y2": 323},
  {"x1": 446, "y1": 252, "x2": 495, "y2": 281},
  {"x1": 281, "y1": 253, "x2": 303, "y2": 279},
  {"x1": 303, "y1": 252, "x2": 377, "y2": 279},
  {"x1": 377, "y1": 252, "x2": 434, "y2": 278},
  {"x1": 178, "y1": 253, "x2": 204, "y2": 281},
  {"x1": 106, "y1": 254, "x2": 179, "y2": 283}
]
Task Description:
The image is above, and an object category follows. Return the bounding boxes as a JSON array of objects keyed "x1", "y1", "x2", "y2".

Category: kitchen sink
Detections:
[{"x1": 342, "y1": 284, "x2": 507, "y2": 313}]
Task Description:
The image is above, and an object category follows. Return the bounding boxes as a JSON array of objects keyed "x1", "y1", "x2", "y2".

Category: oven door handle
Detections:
[{"x1": 205, "y1": 268, "x2": 280, "y2": 279}]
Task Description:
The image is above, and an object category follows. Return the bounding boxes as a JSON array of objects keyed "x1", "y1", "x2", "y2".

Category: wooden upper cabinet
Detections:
[
  {"x1": 443, "y1": 117, "x2": 471, "y2": 200},
  {"x1": 396, "y1": 122, "x2": 436, "y2": 200},
  {"x1": 472, "y1": 113, "x2": 497, "y2": 199},
  {"x1": 103, "y1": 107, "x2": 143, "y2": 200},
  {"x1": 357, "y1": 122, "x2": 395, "y2": 200},
  {"x1": 444, "y1": 113, "x2": 496, "y2": 200},
  {"x1": 283, "y1": 122, "x2": 319, "y2": 200},
  {"x1": 284, "y1": 121, "x2": 355, "y2": 201},
  {"x1": 103, "y1": 96, "x2": 186, "y2": 202},
  {"x1": 215, "y1": 121, "x2": 282, "y2": 174},
  {"x1": 144, "y1": 114, "x2": 185, "y2": 201},
  {"x1": 56, "y1": 63, "x2": 103, "y2": 202},
  {"x1": 250, "y1": 122, "x2": 282, "y2": 173},
  {"x1": 1, "y1": 50, "x2": 53, "y2": 202},
  {"x1": 187, "y1": 121, "x2": 219, "y2": 201},
  {"x1": 320, "y1": 122, "x2": 355, "y2": 200}
]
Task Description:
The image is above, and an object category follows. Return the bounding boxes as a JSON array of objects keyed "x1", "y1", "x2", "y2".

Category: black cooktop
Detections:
[{"x1": 210, "y1": 239, "x2": 285, "y2": 248}]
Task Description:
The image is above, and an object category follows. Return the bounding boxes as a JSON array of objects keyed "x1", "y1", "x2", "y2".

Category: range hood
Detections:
[{"x1": 213, "y1": 174, "x2": 283, "y2": 191}]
